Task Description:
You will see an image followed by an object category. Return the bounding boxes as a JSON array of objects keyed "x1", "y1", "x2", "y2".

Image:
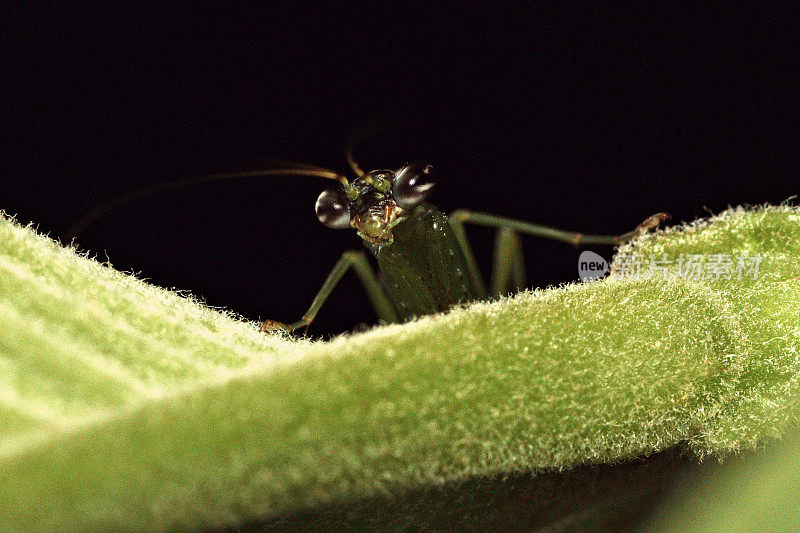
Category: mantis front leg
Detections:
[{"x1": 260, "y1": 250, "x2": 398, "y2": 333}]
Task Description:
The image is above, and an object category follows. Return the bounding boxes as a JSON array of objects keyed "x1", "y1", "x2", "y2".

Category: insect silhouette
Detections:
[{"x1": 65, "y1": 146, "x2": 667, "y2": 333}]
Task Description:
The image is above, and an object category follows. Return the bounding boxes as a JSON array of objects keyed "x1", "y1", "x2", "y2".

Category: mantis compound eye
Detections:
[
  {"x1": 315, "y1": 188, "x2": 351, "y2": 229},
  {"x1": 393, "y1": 161, "x2": 435, "y2": 208}
]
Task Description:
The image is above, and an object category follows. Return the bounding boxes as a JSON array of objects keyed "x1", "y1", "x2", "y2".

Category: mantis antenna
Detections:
[
  {"x1": 63, "y1": 162, "x2": 349, "y2": 242},
  {"x1": 65, "y1": 120, "x2": 392, "y2": 242},
  {"x1": 345, "y1": 141, "x2": 365, "y2": 178}
]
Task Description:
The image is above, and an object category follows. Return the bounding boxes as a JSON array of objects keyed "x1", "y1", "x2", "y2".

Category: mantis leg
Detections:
[
  {"x1": 282, "y1": 250, "x2": 398, "y2": 332},
  {"x1": 491, "y1": 228, "x2": 527, "y2": 297},
  {"x1": 449, "y1": 209, "x2": 650, "y2": 247},
  {"x1": 448, "y1": 210, "x2": 667, "y2": 298}
]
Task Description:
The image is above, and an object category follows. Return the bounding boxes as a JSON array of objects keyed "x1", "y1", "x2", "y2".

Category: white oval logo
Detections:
[{"x1": 578, "y1": 250, "x2": 609, "y2": 281}]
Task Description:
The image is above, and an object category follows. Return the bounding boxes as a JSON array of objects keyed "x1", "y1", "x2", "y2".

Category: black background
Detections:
[{"x1": 4, "y1": 6, "x2": 798, "y2": 336}]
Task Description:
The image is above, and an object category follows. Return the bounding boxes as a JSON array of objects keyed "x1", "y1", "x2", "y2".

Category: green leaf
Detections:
[
  {"x1": 647, "y1": 431, "x2": 800, "y2": 531},
  {"x1": 1, "y1": 205, "x2": 799, "y2": 530}
]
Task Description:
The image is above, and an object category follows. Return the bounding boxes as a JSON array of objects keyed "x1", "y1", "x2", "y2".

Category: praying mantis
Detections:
[{"x1": 66, "y1": 147, "x2": 666, "y2": 333}]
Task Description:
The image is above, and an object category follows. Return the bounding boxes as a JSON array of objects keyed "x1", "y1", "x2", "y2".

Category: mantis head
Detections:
[{"x1": 315, "y1": 161, "x2": 435, "y2": 245}]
